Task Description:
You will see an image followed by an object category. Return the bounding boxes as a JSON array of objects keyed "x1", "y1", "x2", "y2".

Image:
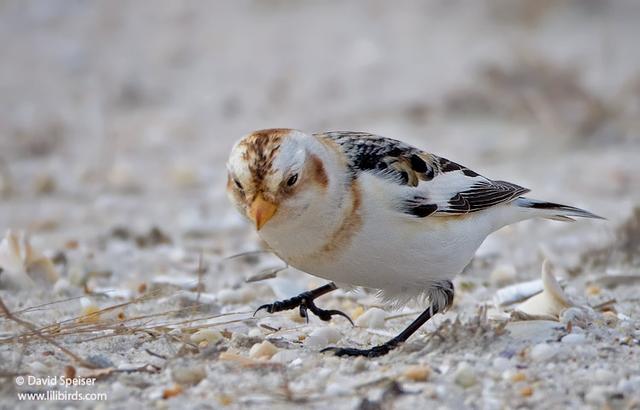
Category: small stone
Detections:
[
  {"x1": 530, "y1": 343, "x2": 557, "y2": 362},
  {"x1": 217, "y1": 394, "x2": 233, "y2": 406},
  {"x1": 352, "y1": 357, "x2": 368, "y2": 373},
  {"x1": 490, "y1": 265, "x2": 517, "y2": 287},
  {"x1": 107, "y1": 164, "x2": 139, "y2": 192},
  {"x1": 230, "y1": 333, "x2": 262, "y2": 349},
  {"x1": 584, "y1": 386, "x2": 608, "y2": 405},
  {"x1": 560, "y1": 307, "x2": 591, "y2": 328},
  {"x1": 287, "y1": 310, "x2": 306, "y2": 323},
  {"x1": 270, "y1": 349, "x2": 299, "y2": 363},
  {"x1": 351, "y1": 306, "x2": 365, "y2": 320},
  {"x1": 306, "y1": 327, "x2": 342, "y2": 347},
  {"x1": 492, "y1": 357, "x2": 511, "y2": 372},
  {"x1": 586, "y1": 285, "x2": 601, "y2": 296},
  {"x1": 561, "y1": 333, "x2": 586, "y2": 344},
  {"x1": 403, "y1": 365, "x2": 430, "y2": 382},
  {"x1": 325, "y1": 382, "x2": 351, "y2": 396},
  {"x1": 52, "y1": 278, "x2": 72, "y2": 294},
  {"x1": 511, "y1": 372, "x2": 526, "y2": 382},
  {"x1": 249, "y1": 340, "x2": 278, "y2": 360},
  {"x1": 355, "y1": 307, "x2": 388, "y2": 329},
  {"x1": 86, "y1": 355, "x2": 114, "y2": 369},
  {"x1": 454, "y1": 362, "x2": 477, "y2": 388},
  {"x1": 520, "y1": 386, "x2": 534, "y2": 397},
  {"x1": 248, "y1": 328, "x2": 263, "y2": 338},
  {"x1": 594, "y1": 369, "x2": 614, "y2": 383},
  {"x1": 64, "y1": 365, "x2": 76, "y2": 379},
  {"x1": 602, "y1": 311, "x2": 619, "y2": 327},
  {"x1": 190, "y1": 329, "x2": 223, "y2": 345},
  {"x1": 78, "y1": 300, "x2": 101, "y2": 324},
  {"x1": 34, "y1": 174, "x2": 56, "y2": 194},
  {"x1": 171, "y1": 365, "x2": 207, "y2": 385},
  {"x1": 162, "y1": 384, "x2": 183, "y2": 400}
]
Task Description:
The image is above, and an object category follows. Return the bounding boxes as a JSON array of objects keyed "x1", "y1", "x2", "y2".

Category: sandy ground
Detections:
[{"x1": 1, "y1": 1, "x2": 639, "y2": 409}]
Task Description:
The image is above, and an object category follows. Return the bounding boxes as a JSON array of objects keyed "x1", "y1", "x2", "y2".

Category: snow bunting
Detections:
[{"x1": 226, "y1": 129, "x2": 603, "y2": 357}]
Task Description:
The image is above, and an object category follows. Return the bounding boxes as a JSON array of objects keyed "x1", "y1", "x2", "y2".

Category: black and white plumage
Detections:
[{"x1": 226, "y1": 129, "x2": 603, "y2": 357}]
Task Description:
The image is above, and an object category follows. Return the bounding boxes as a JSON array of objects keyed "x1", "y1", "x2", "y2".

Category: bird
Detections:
[{"x1": 226, "y1": 128, "x2": 603, "y2": 357}]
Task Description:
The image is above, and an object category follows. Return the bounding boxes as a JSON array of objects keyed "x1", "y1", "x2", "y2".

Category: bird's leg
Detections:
[
  {"x1": 323, "y1": 281, "x2": 454, "y2": 357},
  {"x1": 254, "y1": 282, "x2": 353, "y2": 325}
]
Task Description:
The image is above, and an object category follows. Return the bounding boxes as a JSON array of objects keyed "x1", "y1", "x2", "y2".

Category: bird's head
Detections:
[{"x1": 226, "y1": 129, "x2": 330, "y2": 231}]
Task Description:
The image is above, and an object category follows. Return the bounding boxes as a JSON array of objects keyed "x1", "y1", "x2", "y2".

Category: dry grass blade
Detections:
[{"x1": 0, "y1": 296, "x2": 96, "y2": 369}]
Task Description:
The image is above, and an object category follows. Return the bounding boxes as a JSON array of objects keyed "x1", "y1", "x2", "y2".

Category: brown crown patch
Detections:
[{"x1": 240, "y1": 129, "x2": 291, "y2": 191}]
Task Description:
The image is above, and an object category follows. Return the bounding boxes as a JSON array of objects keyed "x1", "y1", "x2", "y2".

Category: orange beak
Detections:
[{"x1": 248, "y1": 194, "x2": 278, "y2": 231}]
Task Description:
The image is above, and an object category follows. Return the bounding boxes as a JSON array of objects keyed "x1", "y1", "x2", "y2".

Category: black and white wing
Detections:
[{"x1": 317, "y1": 131, "x2": 529, "y2": 218}]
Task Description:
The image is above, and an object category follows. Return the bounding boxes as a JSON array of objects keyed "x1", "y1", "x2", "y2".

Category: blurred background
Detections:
[
  {"x1": 0, "y1": 0, "x2": 639, "y2": 245},
  {"x1": 1, "y1": 3, "x2": 639, "y2": 407}
]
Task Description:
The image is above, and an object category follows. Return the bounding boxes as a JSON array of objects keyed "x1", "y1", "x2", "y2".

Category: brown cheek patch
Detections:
[{"x1": 309, "y1": 154, "x2": 328, "y2": 189}]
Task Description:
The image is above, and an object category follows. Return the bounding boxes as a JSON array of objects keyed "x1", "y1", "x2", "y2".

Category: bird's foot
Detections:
[
  {"x1": 321, "y1": 342, "x2": 398, "y2": 358},
  {"x1": 254, "y1": 291, "x2": 354, "y2": 325}
]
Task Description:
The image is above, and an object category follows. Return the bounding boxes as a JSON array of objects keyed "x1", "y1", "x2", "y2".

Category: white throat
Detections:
[{"x1": 257, "y1": 136, "x2": 351, "y2": 263}]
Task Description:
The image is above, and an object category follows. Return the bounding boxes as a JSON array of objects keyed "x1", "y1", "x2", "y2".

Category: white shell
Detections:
[
  {"x1": 306, "y1": 326, "x2": 342, "y2": 347},
  {"x1": 354, "y1": 307, "x2": 388, "y2": 329},
  {"x1": 513, "y1": 260, "x2": 573, "y2": 320},
  {"x1": 0, "y1": 230, "x2": 59, "y2": 289},
  {"x1": 493, "y1": 278, "x2": 545, "y2": 307}
]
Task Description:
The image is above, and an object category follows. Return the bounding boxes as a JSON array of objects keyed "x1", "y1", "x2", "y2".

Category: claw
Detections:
[
  {"x1": 299, "y1": 305, "x2": 309, "y2": 322},
  {"x1": 323, "y1": 309, "x2": 355, "y2": 326},
  {"x1": 253, "y1": 304, "x2": 272, "y2": 317}
]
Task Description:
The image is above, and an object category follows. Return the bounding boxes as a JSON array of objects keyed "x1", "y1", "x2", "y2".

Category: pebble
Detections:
[
  {"x1": 561, "y1": 334, "x2": 586, "y2": 344},
  {"x1": 351, "y1": 306, "x2": 365, "y2": 320},
  {"x1": 492, "y1": 357, "x2": 511, "y2": 372},
  {"x1": 34, "y1": 174, "x2": 56, "y2": 194},
  {"x1": 354, "y1": 307, "x2": 388, "y2": 328},
  {"x1": 52, "y1": 278, "x2": 72, "y2": 294},
  {"x1": 325, "y1": 382, "x2": 351, "y2": 396},
  {"x1": 107, "y1": 164, "x2": 139, "y2": 192},
  {"x1": 247, "y1": 328, "x2": 263, "y2": 338},
  {"x1": 190, "y1": 329, "x2": 223, "y2": 345},
  {"x1": 594, "y1": 369, "x2": 615, "y2": 383},
  {"x1": 270, "y1": 349, "x2": 299, "y2": 363},
  {"x1": 520, "y1": 386, "x2": 534, "y2": 397},
  {"x1": 602, "y1": 311, "x2": 619, "y2": 327},
  {"x1": 454, "y1": 362, "x2": 477, "y2": 388},
  {"x1": 403, "y1": 365, "x2": 430, "y2": 382},
  {"x1": 530, "y1": 343, "x2": 557, "y2": 362},
  {"x1": 584, "y1": 386, "x2": 609, "y2": 405},
  {"x1": 489, "y1": 265, "x2": 517, "y2": 287},
  {"x1": 87, "y1": 355, "x2": 114, "y2": 369},
  {"x1": 560, "y1": 307, "x2": 590, "y2": 328},
  {"x1": 249, "y1": 340, "x2": 278, "y2": 360},
  {"x1": 287, "y1": 310, "x2": 306, "y2": 323},
  {"x1": 161, "y1": 384, "x2": 184, "y2": 400},
  {"x1": 171, "y1": 365, "x2": 207, "y2": 385},
  {"x1": 306, "y1": 327, "x2": 342, "y2": 347}
]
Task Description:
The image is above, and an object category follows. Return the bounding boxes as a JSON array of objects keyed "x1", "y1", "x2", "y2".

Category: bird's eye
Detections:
[
  {"x1": 233, "y1": 178, "x2": 243, "y2": 191},
  {"x1": 286, "y1": 173, "x2": 299, "y2": 187}
]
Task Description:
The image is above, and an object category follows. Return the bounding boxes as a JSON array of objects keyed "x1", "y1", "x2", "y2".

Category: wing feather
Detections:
[{"x1": 317, "y1": 131, "x2": 529, "y2": 217}]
